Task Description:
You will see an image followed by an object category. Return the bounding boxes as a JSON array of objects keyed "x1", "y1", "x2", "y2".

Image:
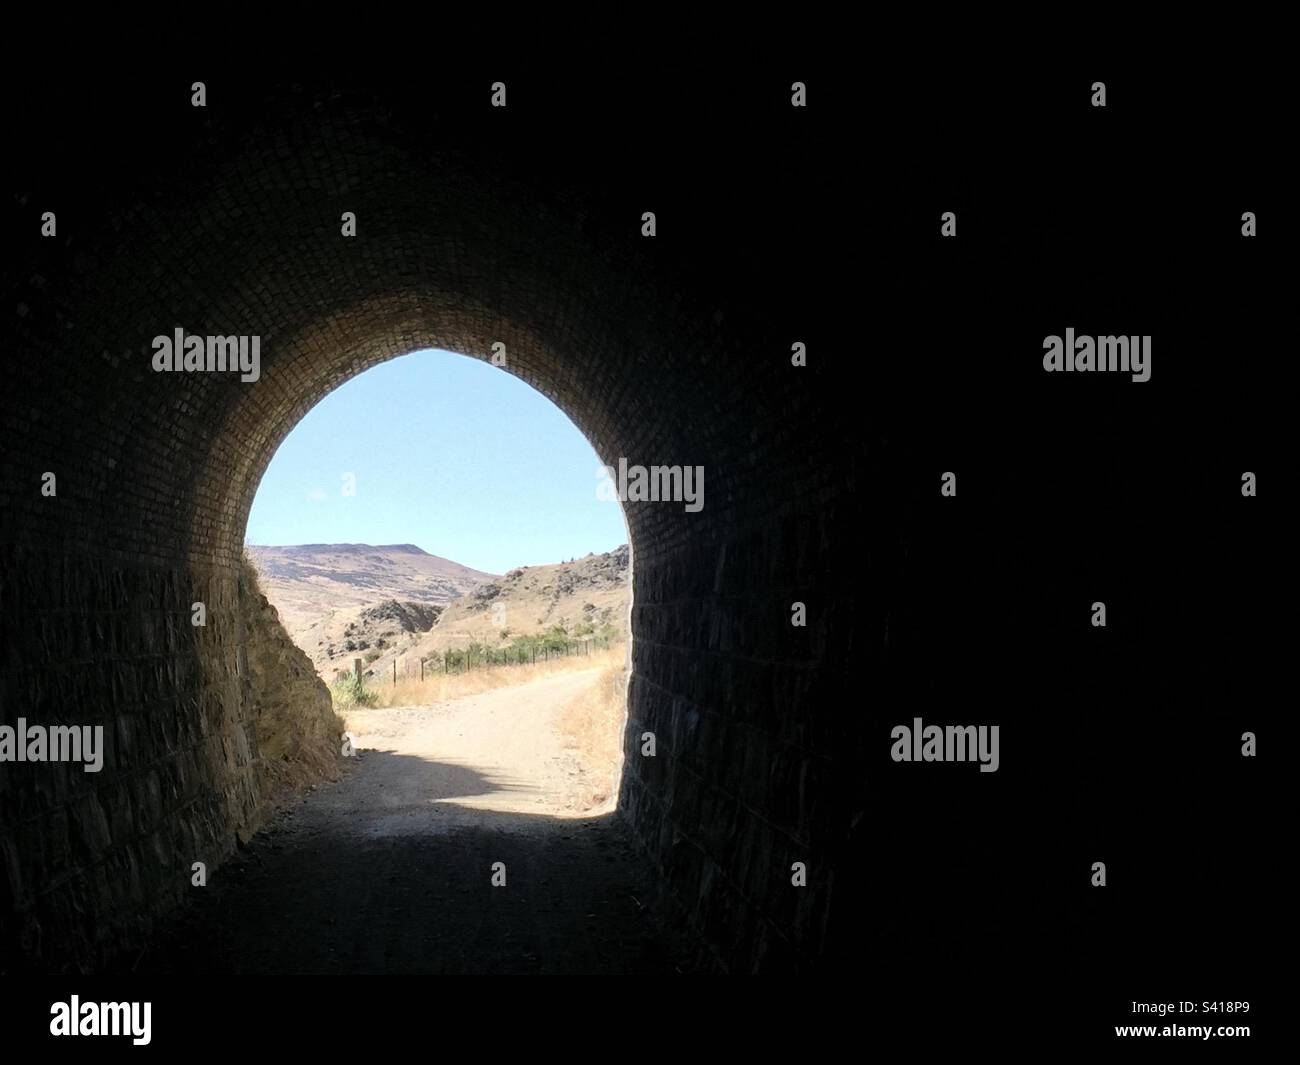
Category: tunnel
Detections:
[
  {"x1": 1, "y1": 41, "x2": 875, "y2": 975},
  {"x1": 2, "y1": 31, "x2": 1278, "y2": 999}
]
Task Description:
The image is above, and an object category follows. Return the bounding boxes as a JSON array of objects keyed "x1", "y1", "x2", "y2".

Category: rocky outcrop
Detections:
[{"x1": 241, "y1": 559, "x2": 345, "y2": 808}]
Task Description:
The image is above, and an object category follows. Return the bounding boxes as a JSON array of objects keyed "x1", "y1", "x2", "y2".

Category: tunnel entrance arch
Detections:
[
  {"x1": 4, "y1": 84, "x2": 854, "y2": 976},
  {"x1": 241, "y1": 342, "x2": 638, "y2": 815}
]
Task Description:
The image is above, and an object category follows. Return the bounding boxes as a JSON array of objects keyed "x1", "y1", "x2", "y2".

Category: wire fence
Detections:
[{"x1": 354, "y1": 636, "x2": 618, "y2": 684}]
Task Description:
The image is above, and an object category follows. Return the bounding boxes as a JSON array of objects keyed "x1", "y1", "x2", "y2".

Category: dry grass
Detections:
[
  {"x1": 554, "y1": 660, "x2": 629, "y2": 814},
  {"x1": 338, "y1": 643, "x2": 628, "y2": 714}
]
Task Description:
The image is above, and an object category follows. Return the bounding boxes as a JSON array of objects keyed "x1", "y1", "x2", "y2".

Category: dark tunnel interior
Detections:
[{"x1": 0, "y1": 23, "x2": 1281, "y2": 1009}]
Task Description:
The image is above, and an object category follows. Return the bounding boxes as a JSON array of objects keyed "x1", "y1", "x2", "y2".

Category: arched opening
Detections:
[{"x1": 243, "y1": 346, "x2": 635, "y2": 820}]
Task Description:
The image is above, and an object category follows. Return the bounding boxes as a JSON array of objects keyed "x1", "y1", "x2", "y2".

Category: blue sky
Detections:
[{"x1": 244, "y1": 349, "x2": 628, "y2": 574}]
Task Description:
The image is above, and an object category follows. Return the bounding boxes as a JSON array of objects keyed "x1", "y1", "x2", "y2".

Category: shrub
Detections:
[{"x1": 330, "y1": 673, "x2": 378, "y2": 710}]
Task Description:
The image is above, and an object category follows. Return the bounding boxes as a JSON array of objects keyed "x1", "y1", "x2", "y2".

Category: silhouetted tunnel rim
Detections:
[
  {"x1": 212, "y1": 303, "x2": 634, "y2": 560},
  {"x1": 234, "y1": 335, "x2": 638, "y2": 795}
]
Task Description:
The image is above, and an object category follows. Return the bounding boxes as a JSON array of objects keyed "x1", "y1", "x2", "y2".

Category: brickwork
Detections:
[{"x1": 2, "y1": 76, "x2": 857, "y2": 973}]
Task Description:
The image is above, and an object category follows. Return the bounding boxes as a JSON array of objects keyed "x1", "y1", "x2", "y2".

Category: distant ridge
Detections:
[
  {"x1": 245, "y1": 543, "x2": 496, "y2": 640},
  {"x1": 254, "y1": 542, "x2": 441, "y2": 556}
]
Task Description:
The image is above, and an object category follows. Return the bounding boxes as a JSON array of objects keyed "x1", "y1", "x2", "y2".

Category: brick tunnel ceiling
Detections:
[{"x1": 11, "y1": 68, "x2": 841, "y2": 570}]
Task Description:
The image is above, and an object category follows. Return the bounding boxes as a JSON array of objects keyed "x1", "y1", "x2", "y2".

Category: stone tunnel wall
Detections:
[
  {"x1": 0, "y1": 547, "x2": 340, "y2": 970},
  {"x1": 1, "y1": 53, "x2": 866, "y2": 973}
]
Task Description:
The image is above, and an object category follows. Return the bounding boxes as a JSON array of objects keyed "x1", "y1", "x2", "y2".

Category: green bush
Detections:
[{"x1": 331, "y1": 673, "x2": 378, "y2": 709}]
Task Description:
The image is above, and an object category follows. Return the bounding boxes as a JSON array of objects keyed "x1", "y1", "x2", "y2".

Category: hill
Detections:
[{"x1": 245, "y1": 542, "x2": 629, "y2": 681}]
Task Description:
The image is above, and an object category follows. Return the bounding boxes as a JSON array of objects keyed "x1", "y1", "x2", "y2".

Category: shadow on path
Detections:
[{"x1": 119, "y1": 752, "x2": 693, "y2": 974}]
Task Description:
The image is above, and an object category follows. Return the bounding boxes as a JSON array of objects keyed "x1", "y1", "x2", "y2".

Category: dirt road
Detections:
[
  {"x1": 340, "y1": 669, "x2": 617, "y2": 827},
  {"x1": 132, "y1": 670, "x2": 690, "y2": 974}
]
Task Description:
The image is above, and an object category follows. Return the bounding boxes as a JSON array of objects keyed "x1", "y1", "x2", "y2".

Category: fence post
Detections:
[
  {"x1": 354, "y1": 657, "x2": 362, "y2": 679},
  {"x1": 392, "y1": 660, "x2": 396, "y2": 686}
]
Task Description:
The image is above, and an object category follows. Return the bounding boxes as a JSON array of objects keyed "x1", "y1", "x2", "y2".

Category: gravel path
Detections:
[{"x1": 132, "y1": 671, "x2": 690, "y2": 974}]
